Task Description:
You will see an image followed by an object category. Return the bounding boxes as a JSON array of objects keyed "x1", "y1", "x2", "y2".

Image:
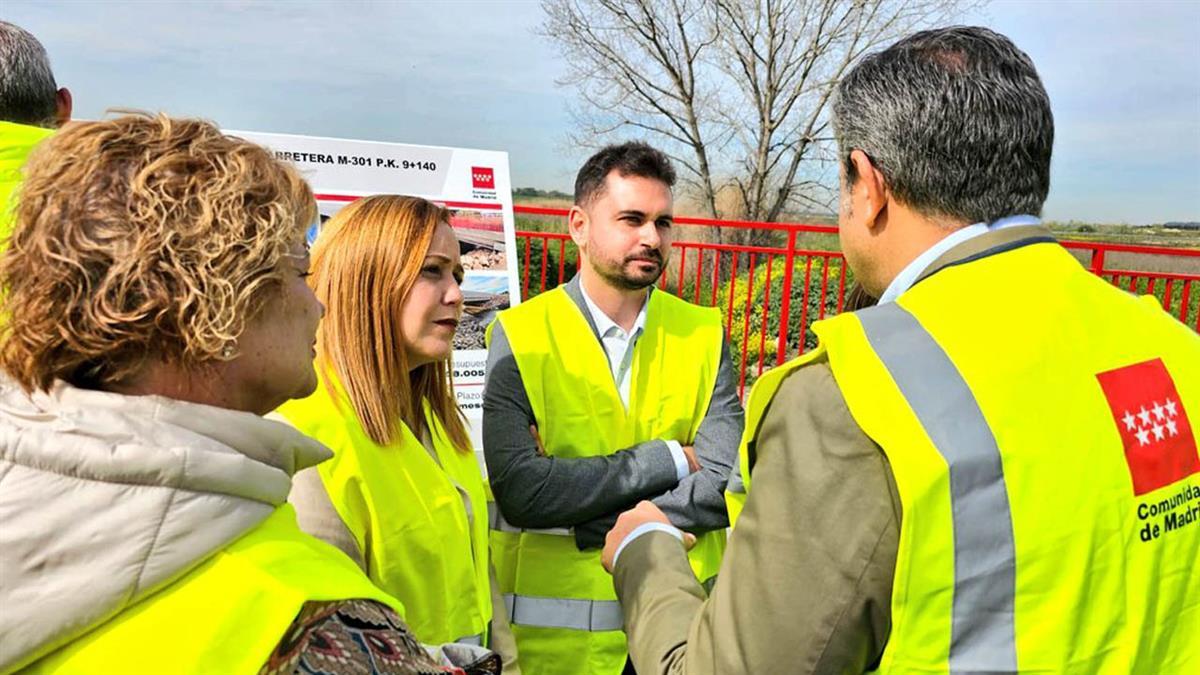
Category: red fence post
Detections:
[
  {"x1": 710, "y1": 252, "x2": 721, "y2": 306},
  {"x1": 738, "y1": 254, "x2": 757, "y2": 397},
  {"x1": 1182, "y1": 280, "x2": 1193, "y2": 325},
  {"x1": 557, "y1": 239, "x2": 567, "y2": 286},
  {"x1": 775, "y1": 229, "x2": 798, "y2": 366},
  {"x1": 836, "y1": 258, "x2": 848, "y2": 313},
  {"x1": 1193, "y1": 279, "x2": 1200, "y2": 332},
  {"x1": 757, "y1": 256, "x2": 774, "y2": 377},
  {"x1": 797, "y1": 257, "x2": 814, "y2": 355},
  {"x1": 818, "y1": 256, "x2": 831, "y2": 320},
  {"x1": 521, "y1": 237, "x2": 532, "y2": 299},
  {"x1": 1090, "y1": 247, "x2": 1106, "y2": 275},
  {"x1": 539, "y1": 237, "x2": 549, "y2": 293},
  {"x1": 725, "y1": 254, "x2": 740, "y2": 342},
  {"x1": 677, "y1": 247, "x2": 688, "y2": 296}
]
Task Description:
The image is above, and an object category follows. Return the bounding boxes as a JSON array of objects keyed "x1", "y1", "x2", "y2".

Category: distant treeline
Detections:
[
  {"x1": 1044, "y1": 221, "x2": 1198, "y2": 249},
  {"x1": 513, "y1": 187, "x2": 572, "y2": 200}
]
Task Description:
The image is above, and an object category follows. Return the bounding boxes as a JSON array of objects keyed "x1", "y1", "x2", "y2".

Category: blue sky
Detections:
[{"x1": 6, "y1": 0, "x2": 1198, "y2": 224}]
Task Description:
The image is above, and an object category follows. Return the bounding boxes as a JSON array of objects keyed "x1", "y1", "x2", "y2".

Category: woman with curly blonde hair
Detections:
[
  {"x1": 278, "y1": 195, "x2": 520, "y2": 672},
  {"x1": 0, "y1": 114, "x2": 496, "y2": 675}
]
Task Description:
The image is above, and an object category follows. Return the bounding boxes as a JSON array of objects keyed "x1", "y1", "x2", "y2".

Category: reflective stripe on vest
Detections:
[
  {"x1": 817, "y1": 237, "x2": 1200, "y2": 672},
  {"x1": 501, "y1": 593, "x2": 623, "y2": 632},
  {"x1": 455, "y1": 632, "x2": 485, "y2": 646},
  {"x1": 858, "y1": 303, "x2": 1018, "y2": 672},
  {"x1": 488, "y1": 500, "x2": 723, "y2": 594},
  {"x1": 488, "y1": 500, "x2": 572, "y2": 536}
]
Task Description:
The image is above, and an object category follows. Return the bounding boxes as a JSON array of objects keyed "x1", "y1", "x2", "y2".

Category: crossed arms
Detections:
[{"x1": 482, "y1": 321, "x2": 743, "y2": 549}]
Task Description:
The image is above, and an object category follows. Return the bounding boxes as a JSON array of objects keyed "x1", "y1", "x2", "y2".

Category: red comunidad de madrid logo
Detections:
[
  {"x1": 1097, "y1": 358, "x2": 1198, "y2": 496},
  {"x1": 472, "y1": 166, "x2": 495, "y2": 190}
]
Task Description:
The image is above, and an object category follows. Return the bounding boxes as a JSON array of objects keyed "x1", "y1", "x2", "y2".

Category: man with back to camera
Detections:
[
  {"x1": 0, "y1": 21, "x2": 72, "y2": 242},
  {"x1": 603, "y1": 25, "x2": 1200, "y2": 674},
  {"x1": 483, "y1": 141, "x2": 744, "y2": 675}
]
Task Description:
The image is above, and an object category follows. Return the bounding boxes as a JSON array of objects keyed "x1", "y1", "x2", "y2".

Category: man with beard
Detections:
[{"x1": 483, "y1": 142, "x2": 743, "y2": 675}]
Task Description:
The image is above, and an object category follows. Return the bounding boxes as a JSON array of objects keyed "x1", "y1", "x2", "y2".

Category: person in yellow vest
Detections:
[
  {"x1": 602, "y1": 26, "x2": 1200, "y2": 674},
  {"x1": 0, "y1": 21, "x2": 72, "y2": 244},
  {"x1": 483, "y1": 142, "x2": 744, "y2": 675},
  {"x1": 0, "y1": 114, "x2": 494, "y2": 675},
  {"x1": 278, "y1": 194, "x2": 520, "y2": 672}
]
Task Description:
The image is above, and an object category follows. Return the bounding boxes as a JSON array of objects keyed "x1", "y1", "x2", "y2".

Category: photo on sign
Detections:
[
  {"x1": 312, "y1": 200, "x2": 352, "y2": 245},
  {"x1": 450, "y1": 208, "x2": 506, "y2": 271},
  {"x1": 454, "y1": 273, "x2": 510, "y2": 352}
]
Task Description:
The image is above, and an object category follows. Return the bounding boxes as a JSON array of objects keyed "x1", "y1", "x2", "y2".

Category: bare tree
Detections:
[
  {"x1": 545, "y1": 0, "x2": 726, "y2": 217},
  {"x1": 542, "y1": 0, "x2": 974, "y2": 232}
]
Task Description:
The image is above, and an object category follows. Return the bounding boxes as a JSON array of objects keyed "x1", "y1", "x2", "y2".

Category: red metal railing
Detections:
[
  {"x1": 513, "y1": 205, "x2": 1200, "y2": 396},
  {"x1": 1058, "y1": 239, "x2": 1200, "y2": 331}
]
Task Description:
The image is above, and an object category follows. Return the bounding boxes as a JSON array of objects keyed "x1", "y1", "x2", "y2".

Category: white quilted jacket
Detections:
[{"x1": 0, "y1": 378, "x2": 331, "y2": 672}]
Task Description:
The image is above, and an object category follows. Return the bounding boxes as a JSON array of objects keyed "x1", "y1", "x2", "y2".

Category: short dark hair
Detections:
[
  {"x1": 0, "y1": 22, "x2": 59, "y2": 127},
  {"x1": 832, "y1": 26, "x2": 1053, "y2": 224},
  {"x1": 574, "y1": 141, "x2": 676, "y2": 206}
]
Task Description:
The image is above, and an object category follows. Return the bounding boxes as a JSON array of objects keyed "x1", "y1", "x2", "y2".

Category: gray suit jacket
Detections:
[{"x1": 483, "y1": 275, "x2": 744, "y2": 549}]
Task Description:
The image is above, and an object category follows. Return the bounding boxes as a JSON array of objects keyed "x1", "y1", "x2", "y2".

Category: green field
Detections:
[{"x1": 1049, "y1": 221, "x2": 1200, "y2": 250}]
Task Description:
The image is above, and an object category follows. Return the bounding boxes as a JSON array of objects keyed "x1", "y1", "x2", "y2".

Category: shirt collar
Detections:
[
  {"x1": 579, "y1": 278, "x2": 649, "y2": 338},
  {"x1": 878, "y1": 214, "x2": 1040, "y2": 305}
]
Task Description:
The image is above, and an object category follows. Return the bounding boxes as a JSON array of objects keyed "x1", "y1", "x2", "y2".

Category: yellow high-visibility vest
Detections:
[
  {"x1": 489, "y1": 286, "x2": 726, "y2": 675},
  {"x1": 739, "y1": 237, "x2": 1200, "y2": 673},
  {"x1": 23, "y1": 506, "x2": 400, "y2": 674},
  {"x1": 277, "y1": 373, "x2": 492, "y2": 646},
  {"x1": 0, "y1": 120, "x2": 53, "y2": 249}
]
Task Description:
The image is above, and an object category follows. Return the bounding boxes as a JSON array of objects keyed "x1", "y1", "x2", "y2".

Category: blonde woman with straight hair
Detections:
[{"x1": 277, "y1": 194, "x2": 519, "y2": 672}]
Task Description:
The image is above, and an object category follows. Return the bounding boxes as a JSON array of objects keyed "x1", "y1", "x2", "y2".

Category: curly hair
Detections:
[{"x1": 0, "y1": 113, "x2": 316, "y2": 392}]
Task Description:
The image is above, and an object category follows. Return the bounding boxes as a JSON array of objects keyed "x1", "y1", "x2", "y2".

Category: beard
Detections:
[{"x1": 589, "y1": 246, "x2": 665, "y2": 291}]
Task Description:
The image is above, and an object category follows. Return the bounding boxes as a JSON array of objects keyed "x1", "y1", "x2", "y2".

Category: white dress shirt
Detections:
[
  {"x1": 578, "y1": 282, "x2": 691, "y2": 482},
  {"x1": 878, "y1": 215, "x2": 1041, "y2": 304}
]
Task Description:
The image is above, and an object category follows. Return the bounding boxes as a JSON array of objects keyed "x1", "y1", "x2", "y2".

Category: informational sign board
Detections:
[{"x1": 235, "y1": 130, "x2": 520, "y2": 465}]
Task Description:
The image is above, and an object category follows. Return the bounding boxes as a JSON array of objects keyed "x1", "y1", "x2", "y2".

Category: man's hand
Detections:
[
  {"x1": 602, "y1": 501, "x2": 695, "y2": 573},
  {"x1": 681, "y1": 444, "x2": 701, "y2": 473}
]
